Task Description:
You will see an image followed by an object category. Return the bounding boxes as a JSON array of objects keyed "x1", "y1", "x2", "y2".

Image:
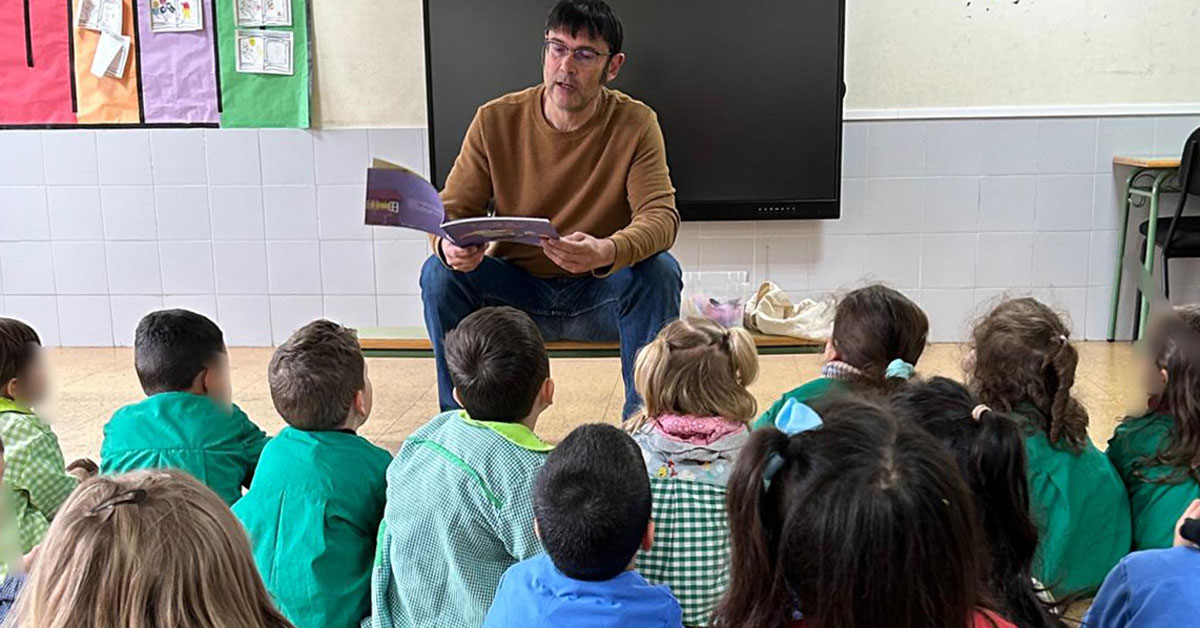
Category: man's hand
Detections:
[
  {"x1": 1174, "y1": 499, "x2": 1200, "y2": 548},
  {"x1": 542, "y1": 232, "x2": 617, "y2": 274},
  {"x1": 441, "y1": 239, "x2": 486, "y2": 273}
]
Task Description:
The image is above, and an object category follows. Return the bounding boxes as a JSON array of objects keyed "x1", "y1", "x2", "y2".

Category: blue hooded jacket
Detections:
[{"x1": 482, "y1": 554, "x2": 683, "y2": 628}]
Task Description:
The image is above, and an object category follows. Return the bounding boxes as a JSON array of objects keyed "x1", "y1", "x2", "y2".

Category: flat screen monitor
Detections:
[{"x1": 423, "y1": 0, "x2": 845, "y2": 221}]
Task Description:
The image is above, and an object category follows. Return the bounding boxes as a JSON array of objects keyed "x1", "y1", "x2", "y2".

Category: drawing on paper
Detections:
[
  {"x1": 235, "y1": 29, "x2": 293, "y2": 75},
  {"x1": 235, "y1": 0, "x2": 290, "y2": 27},
  {"x1": 150, "y1": 0, "x2": 203, "y2": 32}
]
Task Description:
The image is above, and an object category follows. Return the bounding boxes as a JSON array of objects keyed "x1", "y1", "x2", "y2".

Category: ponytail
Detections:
[
  {"x1": 715, "y1": 428, "x2": 797, "y2": 628},
  {"x1": 892, "y1": 378, "x2": 1065, "y2": 628}
]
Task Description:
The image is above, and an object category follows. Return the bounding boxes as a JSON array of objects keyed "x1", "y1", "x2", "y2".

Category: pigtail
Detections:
[
  {"x1": 714, "y1": 428, "x2": 796, "y2": 628},
  {"x1": 1043, "y1": 336, "x2": 1088, "y2": 449},
  {"x1": 627, "y1": 335, "x2": 671, "y2": 434},
  {"x1": 725, "y1": 327, "x2": 760, "y2": 387}
]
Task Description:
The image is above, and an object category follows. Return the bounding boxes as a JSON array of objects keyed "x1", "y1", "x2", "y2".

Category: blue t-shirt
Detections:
[
  {"x1": 483, "y1": 554, "x2": 683, "y2": 628},
  {"x1": 1084, "y1": 546, "x2": 1200, "y2": 627}
]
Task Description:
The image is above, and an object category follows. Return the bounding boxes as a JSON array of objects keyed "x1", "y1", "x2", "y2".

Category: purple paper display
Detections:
[{"x1": 135, "y1": 0, "x2": 219, "y2": 123}]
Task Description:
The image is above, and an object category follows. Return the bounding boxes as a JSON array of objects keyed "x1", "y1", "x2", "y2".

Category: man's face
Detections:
[{"x1": 542, "y1": 28, "x2": 621, "y2": 114}]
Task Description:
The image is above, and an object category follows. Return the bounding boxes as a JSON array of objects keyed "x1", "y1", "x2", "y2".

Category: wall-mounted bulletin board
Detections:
[{"x1": 0, "y1": 0, "x2": 310, "y2": 128}]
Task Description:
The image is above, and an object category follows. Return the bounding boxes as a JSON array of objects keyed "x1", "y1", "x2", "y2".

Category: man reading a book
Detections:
[{"x1": 420, "y1": 0, "x2": 681, "y2": 419}]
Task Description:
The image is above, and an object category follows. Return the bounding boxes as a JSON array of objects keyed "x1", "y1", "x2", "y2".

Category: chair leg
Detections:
[
  {"x1": 1133, "y1": 239, "x2": 1148, "y2": 340},
  {"x1": 1163, "y1": 253, "x2": 1171, "y2": 300}
]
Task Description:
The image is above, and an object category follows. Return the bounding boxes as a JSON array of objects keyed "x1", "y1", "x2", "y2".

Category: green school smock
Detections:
[
  {"x1": 100, "y1": 392, "x2": 269, "y2": 505},
  {"x1": 1107, "y1": 413, "x2": 1200, "y2": 552},
  {"x1": 753, "y1": 377, "x2": 847, "y2": 430},
  {"x1": 233, "y1": 427, "x2": 391, "y2": 628},
  {"x1": 1014, "y1": 406, "x2": 1131, "y2": 598}
]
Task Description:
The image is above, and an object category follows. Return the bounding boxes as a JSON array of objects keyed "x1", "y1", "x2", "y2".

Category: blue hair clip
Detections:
[
  {"x1": 774, "y1": 398, "x2": 824, "y2": 435},
  {"x1": 885, "y1": 358, "x2": 915, "y2": 380}
]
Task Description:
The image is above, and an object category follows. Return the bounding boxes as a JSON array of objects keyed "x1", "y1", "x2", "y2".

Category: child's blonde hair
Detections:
[
  {"x1": 628, "y1": 317, "x2": 759, "y2": 432},
  {"x1": 4, "y1": 470, "x2": 293, "y2": 628}
]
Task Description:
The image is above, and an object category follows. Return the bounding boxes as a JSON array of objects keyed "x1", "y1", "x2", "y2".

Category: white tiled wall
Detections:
[{"x1": 1, "y1": 115, "x2": 1198, "y2": 346}]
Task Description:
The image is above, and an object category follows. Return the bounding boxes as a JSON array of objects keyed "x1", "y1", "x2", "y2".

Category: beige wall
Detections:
[{"x1": 310, "y1": 0, "x2": 1200, "y2": 127}]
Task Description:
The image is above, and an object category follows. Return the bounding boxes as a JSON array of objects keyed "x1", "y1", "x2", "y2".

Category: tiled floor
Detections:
[{"x1": 43, "y1": 342, "x2": 1144, "y2": 463}]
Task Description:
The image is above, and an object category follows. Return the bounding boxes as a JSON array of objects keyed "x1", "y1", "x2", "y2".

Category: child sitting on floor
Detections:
[
  {"x1": 715, "y1": 396, "x2": 1018, "y2": 628},
  {"x1": 100, "y1": 309, "x2": 269, "y2": 505},
  {"x1": 5, "y1": 469, "x2": 294, "y2": 628},
  {"x1": 892, "y1": 377, "x2": 1064, "y2": 628},
  {"x1": 967, "y1": 297, "x2": 1129, "y2": 598},
  {"x1": 233, "y1": 320, "x2": 391, "y2": 628},
  {"x1": 625, "y1": 317, "x2": 758, "y2": 626},
  {"x1": 754, "y1": 284, "x2": 928, "y2": 430},
  {"x1": 1108, "y1": 305, "x2": 1200, "y2": 551},
  {"x1": 1084, "y1": 499, "x2": 1200, "y2": 627},
  {"x1": 364, "y1": 306, "x2": 555, "y2": 628},
  {"x1": 483, "y1": 423, "x2": 682, "y2": 628},
  {"x1": 0, "y1": 318, "x2": 96, "y2": 553}
]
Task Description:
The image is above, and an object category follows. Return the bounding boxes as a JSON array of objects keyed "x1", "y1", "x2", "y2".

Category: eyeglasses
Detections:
[{"x1": 543, "y1": 40, "x2": 611, "y2": 65}]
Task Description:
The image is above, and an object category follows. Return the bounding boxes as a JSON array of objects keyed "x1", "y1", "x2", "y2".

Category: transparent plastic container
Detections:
[{"x1": 681, "y1": 271, "x2": 752, "y2": 328}]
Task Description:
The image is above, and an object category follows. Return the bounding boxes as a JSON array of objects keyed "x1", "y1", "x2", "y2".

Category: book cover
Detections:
[{"x1": 365, "y1": 159, "x2": 559, "y2": 246}]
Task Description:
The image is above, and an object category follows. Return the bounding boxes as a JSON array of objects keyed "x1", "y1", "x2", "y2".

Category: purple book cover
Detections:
[
  {"x1": 365, "y1": 162, "x2": 449, "y2": 239},
  {"x1": 365, "y1": 160, "x2": 560, "y2": 245}
]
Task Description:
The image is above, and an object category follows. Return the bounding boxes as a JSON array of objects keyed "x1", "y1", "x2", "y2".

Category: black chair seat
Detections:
[{"x1": 1139, "y1": 217, "x2": 1200, "y2": 256}]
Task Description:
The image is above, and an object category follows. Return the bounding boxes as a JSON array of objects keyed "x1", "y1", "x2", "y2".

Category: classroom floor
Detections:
[{"x1": 44, "y1": 342, "x2": 1144, "y2": 463}]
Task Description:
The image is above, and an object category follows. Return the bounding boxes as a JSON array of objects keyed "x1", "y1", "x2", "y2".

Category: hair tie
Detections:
[
  {"x1": 971, "y1": 404, "x2": 990, "y2": 422},
  {"x1": 885, "y1": 359, "x2": 915, "y2": 380},
  {"x1": 762, "y1": 452, "x2": 786, "y2": 484}
]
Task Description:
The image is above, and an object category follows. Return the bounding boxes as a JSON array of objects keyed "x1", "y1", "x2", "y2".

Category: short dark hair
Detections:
[
  {"x1": 445, "y1": 307, "x2": 549, "y2": 422},
  {"x1": 134, "y1": 310, "x2": 226, "y2": 395},
  {"x1": 269, "y1": 320, "x2": 365, "y2": 431},
  {"x1": 534, "y1": 423, "x2": 651, "y2": 581},
  {"x1": 0, "y1": 318, "x2": 40, "y2": 390},
  {"x1": 545, "y1": 0, "x2": 623, "y2": 55}
]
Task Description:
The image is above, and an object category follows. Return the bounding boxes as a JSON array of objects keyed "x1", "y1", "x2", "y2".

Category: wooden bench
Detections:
[{"x1": 358, "y1": 326, "x2": 822, "y2": 357}]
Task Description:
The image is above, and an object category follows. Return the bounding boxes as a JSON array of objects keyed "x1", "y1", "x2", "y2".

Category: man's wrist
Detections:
[{"x1": 601, "y1": 237, "x2": 617, "y2": 266}]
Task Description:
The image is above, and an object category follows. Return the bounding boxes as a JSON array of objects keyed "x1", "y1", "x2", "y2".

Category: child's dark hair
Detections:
[
  {"x1": 0, "y1": 318, "x2": 41, "y2": 393},
  {"x1": 545, "y1": 0, "x2": 623, "y2": 55},
  {"x1": 269, "y1": 320, "x2": 365, "y2": 431},
  {"x1": 892, "y1": 377, "x2": 1064, "y2": 628},
  {"x1": 445, "y1": 307, "x2": 550, "y2": 422},
  {"x1": 967, "y1": 297, "x2": 1088, "y2": 451},
  {"x1": 134, "y1": 309, "x2": 226, "y2": 396},
  {"x1": 533, "y1": 423, "x2": 651, "y2": 581},
  {"x1": 1142, "y1": 305, "x2": 1200, "y2": 482},
  {"x1": 715, "y1": 396, "x2": 988, "y2": 628},
  {"x1": 831, "y1": 284, "x2": 928, "y2": 393}
]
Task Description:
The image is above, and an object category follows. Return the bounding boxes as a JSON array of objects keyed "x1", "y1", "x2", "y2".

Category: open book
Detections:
[{"x1": 365, "y1": 159, "x2": 560, "y2": 247}]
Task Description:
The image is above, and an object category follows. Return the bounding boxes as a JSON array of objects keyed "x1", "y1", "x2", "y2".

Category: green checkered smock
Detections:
[
  {"x1": 638, "y1": 478, "x2": 729, "y2": 627},
  {"x1": 0, "y1": 398, "x2": 78, "y2": 553},
  {"x1": 362, "y1": 411, "x2": 551, "y2": 628}
]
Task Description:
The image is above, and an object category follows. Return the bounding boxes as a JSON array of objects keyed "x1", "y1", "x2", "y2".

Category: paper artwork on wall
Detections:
[
  {"x1": 89, "y1": 31, "x2": 131, "y2": 78},
  {"x1": 235, "y1": 29, "x2": 292, "y2": 75},
  {"x1": 77, "y1": 0, "x2": 123, "y2": 34},
  {"x1": 235, "y1": 0, "x2": 289, "y2": 27},
  {"x1": 149, "y1": 0, "x2": 202, "y2": 32}
]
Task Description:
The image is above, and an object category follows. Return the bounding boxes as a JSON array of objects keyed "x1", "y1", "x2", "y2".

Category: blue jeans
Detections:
[{"x1": 421, "y1": 252, "x2": 682, "y2": 419}]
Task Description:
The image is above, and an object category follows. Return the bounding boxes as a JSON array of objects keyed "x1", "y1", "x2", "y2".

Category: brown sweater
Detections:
[{"x1": 438, "y1": 85, "x2": 679, "y2": 277}]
